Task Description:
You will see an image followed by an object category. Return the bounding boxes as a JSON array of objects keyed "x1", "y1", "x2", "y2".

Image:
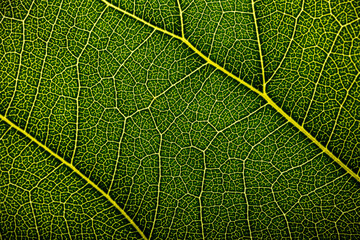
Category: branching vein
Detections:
[
  {"x1": 2, "y1": 0, "x2": 359, "y2": 238},
  {"x1": 99, "y1": 0, "x2": 360, "y2": 184},
  {"x1": 0, "y1": 114, "x2": 149, "y2": 240}
]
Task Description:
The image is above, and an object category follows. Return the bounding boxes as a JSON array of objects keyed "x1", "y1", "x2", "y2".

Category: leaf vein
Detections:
[
  {"x1": 99, "y1": 0, "x2": 360, "y2": 183},
  {"x1": 0, "y1": 114, "x2": 149, "y2": 240}
]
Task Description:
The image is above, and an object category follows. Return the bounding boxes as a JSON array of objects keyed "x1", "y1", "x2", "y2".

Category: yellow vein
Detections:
[
  {"x1": 176, "y1": 0, "x2": 185, "y2": 37},
  {"x1": 101, "y1": 0, "x2": 360, "y2": 183},
  {"x1": 262, "y1": 95, "x2": 360, "y2": 183},
  {"x1": 99, "y1": 0, "x2": 263, "y2": 95},
  {"x1": 181, "y1": 38, "x2": 264, "y2": 97},
  {"x1": 100, "y1": 0, "x2": 182, "y2": 41},
  {"x1": 251, "y1": 0, "x2": 267, "y2": 93},
  {"x1": 0, "y1": 114, "x2": 148, "y2": 240},
  {"x1": 99, "y1": 0, "x2": 261, "y2": 96}
]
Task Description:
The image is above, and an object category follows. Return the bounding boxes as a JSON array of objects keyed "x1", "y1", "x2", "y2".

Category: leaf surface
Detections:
[{"x1": 1, "y1": 0, "x2": 360, "y2": 239}]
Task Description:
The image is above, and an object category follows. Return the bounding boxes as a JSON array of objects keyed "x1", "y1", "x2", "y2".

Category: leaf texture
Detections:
[{"x1": 0, "y1": 0, "x2": 360, "y2": 239}]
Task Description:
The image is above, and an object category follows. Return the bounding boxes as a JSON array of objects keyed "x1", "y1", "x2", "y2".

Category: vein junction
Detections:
[
  {"x1": 1, "y1": 1, "x2": 359, "y2": 239},
  {"x1": 0, "y1": 114, "x2": 149, "y2": 240},
  {"x1": 99, "y1": 0, "x2": 360, "y2": 184}
]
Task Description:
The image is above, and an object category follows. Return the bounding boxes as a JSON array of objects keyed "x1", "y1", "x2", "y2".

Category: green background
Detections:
[{"x1": 1, "y1": 0, "x2": 360, "y2": 239}]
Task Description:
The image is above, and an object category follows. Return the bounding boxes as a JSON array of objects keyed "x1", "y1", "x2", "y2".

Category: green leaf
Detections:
[{"x1": 1, "y1": 0, "x2": 360, "y2": 239}]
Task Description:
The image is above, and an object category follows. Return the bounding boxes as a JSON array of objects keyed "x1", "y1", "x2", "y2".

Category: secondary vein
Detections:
[
  {"x1": 250, "y1": 0, "x2": 266, "y2": 93},
  {"x1": 100, "y1": 0, "x2": 360, "y2": 184},
  {"x1": 0, "y1": 114, "x2": 149, "y2": 240},
  {"x1": 2, "y1": 1, "x2": 359, "y2": 238}
]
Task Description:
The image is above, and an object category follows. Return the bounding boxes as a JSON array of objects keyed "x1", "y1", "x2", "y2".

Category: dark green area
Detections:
[{"x1": 1, "y1": 0, "x2": 359, "y2": 239}]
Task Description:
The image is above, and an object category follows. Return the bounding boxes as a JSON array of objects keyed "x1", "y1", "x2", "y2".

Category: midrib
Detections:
[
  {"x1": 99, "y1": 0, "x2": 360, "y2": 183},
  {"x1": 1, "y1": 1, "x2": 359, "y2": 240}
]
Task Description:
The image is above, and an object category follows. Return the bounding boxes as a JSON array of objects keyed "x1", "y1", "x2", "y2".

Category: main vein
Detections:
[
  {"x1": 100, "y1": 0, "x2": 360, "y2": 183},
  {"x1": 2, "y1": 1, "x2": 359, "y2": 239},
  {"x1": 0, "y1": 114, "x2": 148, "y2": 240}
]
